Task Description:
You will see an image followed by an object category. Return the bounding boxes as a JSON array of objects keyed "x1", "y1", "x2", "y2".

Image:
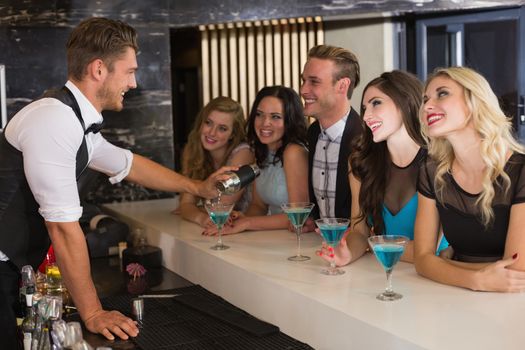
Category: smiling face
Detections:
[
  {"x1": 422, "y1": 75, "x2": 471, "y2": 138},
  {"x1": 97, "y1": 47, "x2": 138, "y2": 112},
  {"x1": 362, "y1": 86, "x2": 405, "y2": 143},
  {"x1": 254, "y1": 96, "x2": 285, "y2": 152},
  {"x1": 300, "y1": 58, "x2": 340, "y2": 120},
  {"x1": 200, "y1": 110, "x2": 234, "y2": 156}
]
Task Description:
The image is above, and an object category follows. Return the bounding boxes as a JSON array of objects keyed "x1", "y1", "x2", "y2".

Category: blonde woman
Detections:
[
  {"x1": 179, "y1": 97, "x2": 254, "y2": 227},
  {"x1": 414, "y1": 66, "x2": 525, "y2": 292}
]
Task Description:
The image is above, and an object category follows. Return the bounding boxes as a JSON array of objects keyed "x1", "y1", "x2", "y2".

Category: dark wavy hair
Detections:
[
  {"x1": 246, "y1": 86, "x2": 307, "y2": 168},
  {"x1": 350, "y1": 70, "x2": 425, "y2": 234}
]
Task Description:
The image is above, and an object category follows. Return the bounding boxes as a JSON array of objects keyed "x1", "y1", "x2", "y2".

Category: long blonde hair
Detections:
[
  {"x1": 183, "y1": 97, "x2": 246, "y2": 180},
  {"x1": 421, "y1": 66, "x2": 525, "y2": 226}
]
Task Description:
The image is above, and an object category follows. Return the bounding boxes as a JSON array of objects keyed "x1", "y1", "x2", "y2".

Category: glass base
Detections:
[
  {"x1": 210, "y1": 243, "x2": 230, "y2": 251},
  {"x1": 376, "y1": 291, "x2": 403, "y2": 301},
  {"x1": 288, "y1": 255, "x2": 310, "y2": 261},
  {"x1": 321, "y1": 267, "x2": 345, "y2": 276}
]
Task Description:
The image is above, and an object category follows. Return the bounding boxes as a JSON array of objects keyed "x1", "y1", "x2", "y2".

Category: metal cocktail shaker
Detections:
[{"x1": 216, "y1": 164, "x2": 260, "y2": 195}]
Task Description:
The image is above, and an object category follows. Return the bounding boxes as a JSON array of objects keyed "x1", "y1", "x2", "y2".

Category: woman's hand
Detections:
[
  {"x1": 315, "y1": 228, "x2": 352, "y2": 267},
  {"x1": 202, "y1": 216, "x2": 249, "y2": 236},
  {"x1": 475, "y1": 254, "x2": 525, "y2": 292}
]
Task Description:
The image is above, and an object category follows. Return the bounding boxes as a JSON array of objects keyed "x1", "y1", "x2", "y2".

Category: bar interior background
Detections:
[{"x1": 0, "y1": 0, "x2": 523, "y2": 206}]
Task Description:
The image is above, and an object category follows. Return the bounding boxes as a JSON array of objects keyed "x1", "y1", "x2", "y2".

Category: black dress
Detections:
[{"x1": 418, "y1": 153, "x2": 525, "y2": 262}]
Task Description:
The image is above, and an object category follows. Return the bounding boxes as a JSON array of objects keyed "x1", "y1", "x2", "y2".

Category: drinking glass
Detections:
[
  {"x1": 368, "y1": 235, "x2": 408, "y2": 301},
  {"x1": 315, "y1": 218, "x2": 349, "y2": 275},
  {"x1": 281, "y1": 202, "x2": 314, "y2": 261},
  {"x1": 205, "y1": 198, "x2": 234, "y2": 250}
]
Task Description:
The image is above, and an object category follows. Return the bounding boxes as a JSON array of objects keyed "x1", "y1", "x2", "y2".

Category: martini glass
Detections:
[
  {"x1": 281, "y1": 202, "x2": 314, "y2": 261},
  {"x1": 368, "y1": 235, "x2": 408, "y2": 301},
  {"x1": 315, "y1": 218, "x2": 349, "y2": 275},
  {"x1": 205, "y1": 198, "x2": 234, "y2": 250}
]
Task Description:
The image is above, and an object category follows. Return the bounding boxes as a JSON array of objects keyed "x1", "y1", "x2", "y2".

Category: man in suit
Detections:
[{"x1": 300, "y1": 45, "x2": 362, "y2": 224}]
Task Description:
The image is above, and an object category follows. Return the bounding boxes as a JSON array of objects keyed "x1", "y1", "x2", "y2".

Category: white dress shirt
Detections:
[{"x1": 4, "y1": 80, "x2": 133, "y2": 223}]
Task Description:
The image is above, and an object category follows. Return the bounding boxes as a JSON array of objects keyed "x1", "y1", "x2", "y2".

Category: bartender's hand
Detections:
[
  {"x1": 84, "y1": 309, "x2": 139, "y2": 341},
  {"x1": 197, "y1": 166, "x2": 238, "y2": 199},
  {"x1": 315, "y1": 228, "x2": 352, "y2": 267}
]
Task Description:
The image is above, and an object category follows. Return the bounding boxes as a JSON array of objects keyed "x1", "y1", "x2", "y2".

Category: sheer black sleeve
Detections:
[
  {"x1": 510, "y1": 154, "x2": 525, "y2": 204},
  {"x1": 417, "y1": 157, "x2": 436, "y2": 199}
]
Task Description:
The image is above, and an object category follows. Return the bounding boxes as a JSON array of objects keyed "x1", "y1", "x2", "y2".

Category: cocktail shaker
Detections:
[{"x1": 216, "y1": 164, "x2": 260, "y2": 195}]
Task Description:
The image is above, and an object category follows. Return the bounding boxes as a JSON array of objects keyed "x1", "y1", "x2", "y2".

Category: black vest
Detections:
[{"x1": 0, "y1": 87, "x2": 89, "y2": 270}]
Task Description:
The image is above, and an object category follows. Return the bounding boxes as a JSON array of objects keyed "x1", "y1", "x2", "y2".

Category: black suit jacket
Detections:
[{"x1": 307, "y1": 107, "x2": 362, "y2": 219}]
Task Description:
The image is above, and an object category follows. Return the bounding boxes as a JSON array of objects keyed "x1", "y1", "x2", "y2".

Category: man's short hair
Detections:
[
  {"x1": 66, "y1": 17, "x2": 138, "y2": 81},
  {"x1": 308, "y1": 45, "x2": 360, "y2": 99}
]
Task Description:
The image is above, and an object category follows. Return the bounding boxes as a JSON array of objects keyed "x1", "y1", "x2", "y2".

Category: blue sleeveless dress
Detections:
[
  {"x1": 382, "y1": 193, "x2": 449, "y2": 253},
  {"x1": 255, "y1": 152, "x2": 288, "y2": 215}
]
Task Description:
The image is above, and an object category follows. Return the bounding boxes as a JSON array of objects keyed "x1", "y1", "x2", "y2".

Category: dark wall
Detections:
[
  {"x1": 0, "y1": 0, "x2": 520, "y2": 204},
  {"x1": 0, "y1": 7, "x2": 173, "y2": 204}
]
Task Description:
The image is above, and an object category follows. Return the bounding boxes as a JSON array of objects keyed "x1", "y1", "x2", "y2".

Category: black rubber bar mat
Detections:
[{"x1": 101, "y1": 285, "x2": 314, "y2": 350}]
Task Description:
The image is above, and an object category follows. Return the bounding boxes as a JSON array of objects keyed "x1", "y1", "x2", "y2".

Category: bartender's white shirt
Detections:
[{"x1": 0, "y1": 81, "x2": 133, "y2": 261}]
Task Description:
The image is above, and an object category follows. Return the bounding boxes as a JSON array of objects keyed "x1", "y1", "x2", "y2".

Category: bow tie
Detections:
[{"x1": 85, "y1": 122, "x2": 105, "y2": 134}]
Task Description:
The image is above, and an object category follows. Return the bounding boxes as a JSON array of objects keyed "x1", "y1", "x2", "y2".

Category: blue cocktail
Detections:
[
  {"x1": 368, "y1": 235, "x2": 408, "y2": 301},
  {"x1": 205, "y1": 199, "x2": 234, "y2": 250},
  {"x1": 373, "y1": 244, "x2": 404, "y2": 271},
  {"x1": 282, "y1": 202, "x2": 315, "y2": 261},
  {"x1": 315, "y1": 218, "x2": 350, "y2": 275},
  {"x1": 209, "y1": 211, "x2": 230, "y2": 227}
]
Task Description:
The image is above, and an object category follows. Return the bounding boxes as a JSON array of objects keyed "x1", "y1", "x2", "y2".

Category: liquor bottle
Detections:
[
  {"x1": 20, "y1": 265, "x2": 36, "y2": 317},
  {"x1": 20, "y1": 300, "x2": 35, "y2": 350},
  {"x1": 21, "y1": 283, "x2": 35, "y2": 350},
  {"x1": 215, "y1": 164, "x2": 260, "y2": 195}
]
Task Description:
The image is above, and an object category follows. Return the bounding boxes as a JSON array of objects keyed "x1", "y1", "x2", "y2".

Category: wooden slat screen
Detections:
[{"x1": 199, "y1": 16, "x2": 324, "y2": 114}]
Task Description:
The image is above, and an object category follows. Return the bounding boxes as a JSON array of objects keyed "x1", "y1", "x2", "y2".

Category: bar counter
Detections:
[{"x1": 103, "y1": 198, "x2": 525, "y2": 350}]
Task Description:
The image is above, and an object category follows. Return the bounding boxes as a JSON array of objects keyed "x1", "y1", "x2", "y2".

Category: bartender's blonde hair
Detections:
[{"x1": 421, "y1": 66, "x2": 524, "y2": 226}]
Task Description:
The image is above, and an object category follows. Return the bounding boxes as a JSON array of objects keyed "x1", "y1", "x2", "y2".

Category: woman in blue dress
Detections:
[
  {"x1": 203, "y1": 86, "x2": 309, "y2": 235},
  {"x1": 319, "y1": 70, "x2": 447, "y2": 266}
]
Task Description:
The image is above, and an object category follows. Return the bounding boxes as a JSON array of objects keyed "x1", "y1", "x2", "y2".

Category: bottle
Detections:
[
  {"x1": 20, "y1": 265, "x2": 36, "y2": 316},
  {"x1": 21, "y1": 286, "x2": 36, "y2": 350},
  {"x1": 215, "y1": 164, "x2": 260, "y2": 195}
]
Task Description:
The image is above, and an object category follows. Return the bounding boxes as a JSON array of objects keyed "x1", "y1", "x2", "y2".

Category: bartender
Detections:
[{"x1": 0, "y1": 17, "x2": 230, "y2": 348}]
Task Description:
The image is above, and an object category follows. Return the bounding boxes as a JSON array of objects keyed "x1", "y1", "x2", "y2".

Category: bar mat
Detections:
[{"x1": 101, "y1": 285, "x2": 314, "y2": 350}]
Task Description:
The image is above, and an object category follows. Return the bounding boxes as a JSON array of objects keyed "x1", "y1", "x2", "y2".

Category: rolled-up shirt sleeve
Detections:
[{"x1": 88, "y1": 133, "x2": 133, "y2": 184}]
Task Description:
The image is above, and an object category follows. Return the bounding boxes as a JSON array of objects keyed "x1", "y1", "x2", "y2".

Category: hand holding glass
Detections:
[
  {"x1": 205, "y1": 198, "x2": 234, "y2": 250},
  {"x1": 315, "y1": 218, "x2": 349, "y2": 275},
  {"x1": 368, "y1": 235, "x2": 407, "y2": 301},
  {"x1": 281, "y1": 202, "x2": 314, "y2": 261}
]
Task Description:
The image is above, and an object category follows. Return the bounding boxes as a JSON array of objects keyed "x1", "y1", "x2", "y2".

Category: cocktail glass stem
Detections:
[
  {"x1": 295, "y1": 226, "x2": 302, "y2": 257},
  {"x1": 329, "y1": 255, "x2": 337, "y2": 274},
  {"x1": 385, "y1": 269, "x2": 393, "y2": 294},
  {"x1": 217, "y1": 225, "x2": 224, "y2": 247}
]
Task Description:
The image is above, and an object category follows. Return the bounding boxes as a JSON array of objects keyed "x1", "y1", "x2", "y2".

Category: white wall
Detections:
[{"x1": 324, "y1": 17, "x2": 396, "y2": 110}]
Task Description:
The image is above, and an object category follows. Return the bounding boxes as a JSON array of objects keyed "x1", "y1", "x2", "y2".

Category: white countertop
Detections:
[{"x1": 103, "y1": 198, "x2": 525, "y2": 350}]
